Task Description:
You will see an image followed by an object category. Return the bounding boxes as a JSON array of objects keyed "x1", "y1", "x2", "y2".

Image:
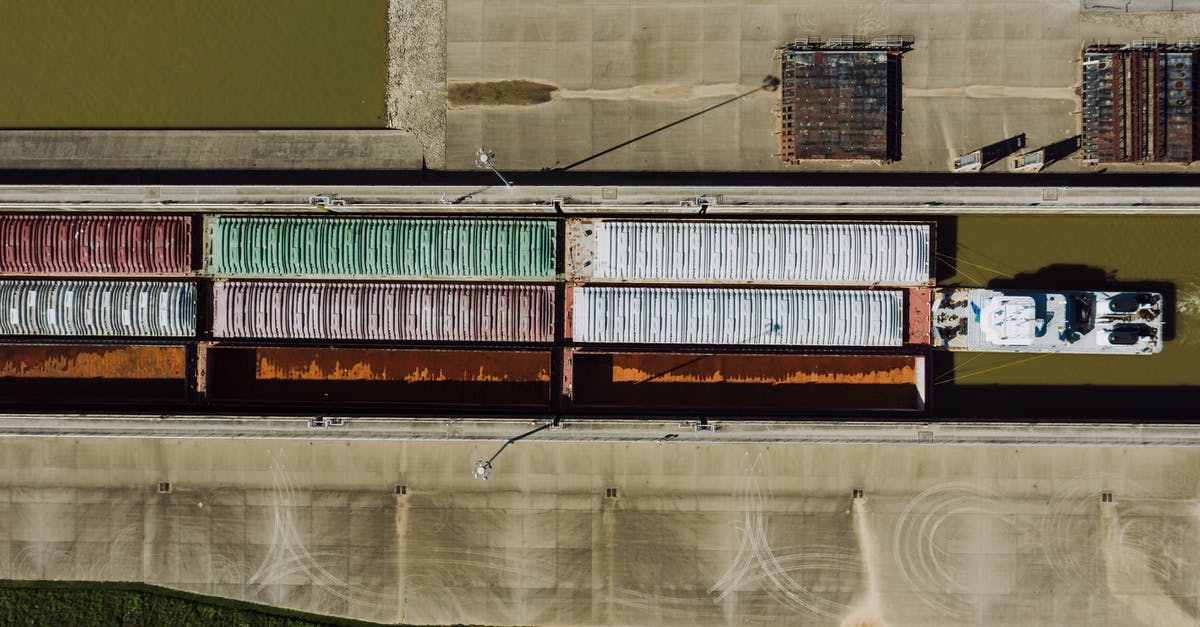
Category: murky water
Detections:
[
  {"x1": 941, "y1": 216, "x2": 1200, "y2": 387},
  {"x1": 0, "y1": 0, "x2": 386, "y2": 127}
]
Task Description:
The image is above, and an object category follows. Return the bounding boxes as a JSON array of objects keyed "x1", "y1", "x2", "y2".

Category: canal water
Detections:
[
  {"x1": 0, "y1": 0, "x2": 386, "y2": 128},
  {"x1": 937, "y1": 215, "x2": 1200, "y2": 415}
]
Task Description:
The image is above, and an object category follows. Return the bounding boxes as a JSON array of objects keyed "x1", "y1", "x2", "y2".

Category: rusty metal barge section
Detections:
[
  {"x1": 567, "y1": 219, "x2": 931, "y2": 286},
  {"x1": 1082, "y1": 41, "x2": 1200, "y2": 164},
  {"x1": 210, "y1": 281, "x2": 555, "y2": 343},
  {"x1": 0, "y1": 214, "x2": 192, "y2": 275},
  {"x1": 0, "y1": 343, "x2": 188, "y2": 403},
  {"x1": 564, "y1": 349, "x2": 926, "y2": 413},
  {"x1": 203, "y1": 346, "x2": 552, "y2": 408},
  {"x1": 204, "y1": 216, "x2": 556, "y2": 280},
  {"x1": 778, "y1": 37, "x2": 909, "y2": 163}
]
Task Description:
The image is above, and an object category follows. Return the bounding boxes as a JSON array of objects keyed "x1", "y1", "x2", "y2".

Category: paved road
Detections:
[
  {"x1": 3, "y1": 414, "x2": 1200, "y2": 447},
  {"x1": 4, "y1": 184, "x2": 1200, "y2": 213}
]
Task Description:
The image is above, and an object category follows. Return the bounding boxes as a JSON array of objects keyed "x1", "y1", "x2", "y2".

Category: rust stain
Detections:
[
  {"x1": 907, "y1": 287, "x2": 932, "y2": 345},
  {"x1": 0, "y1": 344, "x2": 185, "y2": 379},
  {"x1": 254, "y1": 347, "x2": 552, "y2": 383},
  {"x1": 607, "y1": 353, "x2": 919, "y2": 385}
]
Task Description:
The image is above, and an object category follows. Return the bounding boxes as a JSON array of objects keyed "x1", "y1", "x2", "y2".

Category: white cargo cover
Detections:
[
  {"x1": 572, "y1": 220, "x2": 930, "y2": 285},
  {"x1": 0, "y1": 280, "x2": 196, "y2": 337},
  {"x1": 572, "y1": 286, "x2": 904, "y2": 347}
]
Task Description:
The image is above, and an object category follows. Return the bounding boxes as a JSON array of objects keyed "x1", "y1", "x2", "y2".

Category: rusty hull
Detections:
[
  {"x1": 568, "y1": 350, "x2": 926, "y2": 413},
  {"x1": 205, "y1": 346, "x2": 553, "y2": 408}
]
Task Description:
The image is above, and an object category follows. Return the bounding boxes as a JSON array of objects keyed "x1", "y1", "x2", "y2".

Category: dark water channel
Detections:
[
  {"x1": 0, "y1": 0, "x2": 386, "y2": 128},
  {"x1": 934, "y1": 215, "x2": 1200, "y2": 420}
]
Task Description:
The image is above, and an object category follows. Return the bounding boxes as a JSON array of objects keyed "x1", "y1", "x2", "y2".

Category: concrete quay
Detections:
[
  {"x1": 2, "y1": 426, "x2": 1200, "y2": 625},
  {"x1": 0, "y1": 131, "x2": 423, "y2": 171},
  {"x1": 4, "y1": 183, "x2": 1200, "y2": 214}
]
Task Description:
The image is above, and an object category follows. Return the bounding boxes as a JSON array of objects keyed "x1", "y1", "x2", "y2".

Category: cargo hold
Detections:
[
  {"x1": 205, "y1": 216, "x2": 557, "y2": 279},
  {"x1": 569, "y1": 286, "x2": 904, "y2": 347},
  {"x1": 0, "y1": 214, "x2": 192, "y2": 275},
  {"x1": 0, "y1": 280, "x2": 197, "y2": 337},
  {"x1": 567, "y1": 350, "x2": 926, "y2": 413},
  {"x1": 568, "y1": 219, "x2": 931, "y2": 285},
  {"x1": 204, "y1": 346, "x2": 552, "y2": 408},
  {"x1": 0, "y1": 343, "x2": 188, "y2": 403},
  {"x1": 211, "y1": 281, "x2": 555, "y2": 342}
]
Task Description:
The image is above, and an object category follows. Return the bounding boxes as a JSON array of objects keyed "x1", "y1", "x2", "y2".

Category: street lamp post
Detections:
[
  {"x1": 472, "y1": 421, "x2": 555, "y2": 480},
  {"x1": 475, "y1": 146, "x2": 514, "y2": 187}
]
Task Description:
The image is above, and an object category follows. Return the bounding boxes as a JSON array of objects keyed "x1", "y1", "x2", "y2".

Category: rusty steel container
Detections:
[
  {"x1": 211, "y1": 281, "x2": 555, "y2": 342},
  {"x1": 0, "y1": 343, "x2": 187, "y2": 402},
  {"x1": 0, "y1": 214, "x2": 192, "y2": 275},
  {"x1": 566, "y1": 350, "x2": 926, "y2": 413},
  {"x1": 204, "y1": 345, "x2": 552, "y2": 407}
]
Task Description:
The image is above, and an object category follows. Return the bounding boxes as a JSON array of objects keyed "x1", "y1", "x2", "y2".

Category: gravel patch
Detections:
[{"x1": 386, "y1": 0, "x2": 447, "y2": 169}]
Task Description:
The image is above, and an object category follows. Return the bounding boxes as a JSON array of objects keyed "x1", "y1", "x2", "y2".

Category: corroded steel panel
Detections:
[
  {"x1": 0, "y1": 344, "x2": 185, "y2": 379},
  {"x1": 779, "y1": 46, "x2": 903, "y2": 162},
  {"x1": 206, "y1": 346, "x2": 552, "y2": 407},
  {"x1": 1081, "y1": 45, "x2": 1199, "y2": 164},
  {"x1": 251, "y1": 347, "x2": 551, "y2": 382},
  {"x1": 0, "y1": 280, "x2": 197, "y2": 337},
  {"x1": 211, "y1": 281, "x2": 554, "y2": 342},
  {"x1": 570, "y1": 351, "x2": 924, "y2": 412},
  {"x1": 205, "y1": 216, "x2": 556, "y2": 279},
  {"x1": 0, "y1": 214, "x2": 191, "y2": 275}
]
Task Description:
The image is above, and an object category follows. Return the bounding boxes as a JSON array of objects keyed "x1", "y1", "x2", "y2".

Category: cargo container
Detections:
[
  {"x1": 0, "y1": 343, "x2": 188, "y2": 402},
  {"x1": 0, "y1": 214, "x2": 192, "y2": 275},
  {"x1": 566, "y1": 350, "x2": 926, "y2": 413},
  {"x1": 211, "y1": 281, "x2": 555, "y2": 342},
  {"x1": 567, "y1": 286, "x2": 904, "y2": 347},
  {"x1": 0, "y1": 280, "x2": 197, "y2": 337},
  {"x1": 203, "y1": 345, "x2": 552, "y2": 408},
  {"x1": 567, "y1": 219, "x2": 931, "y2": 286},
  {"x1": 205, "y1": 216, "x2": 556, "y2": 280}
]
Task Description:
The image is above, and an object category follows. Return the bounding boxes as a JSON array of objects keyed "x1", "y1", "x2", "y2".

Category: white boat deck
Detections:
[{"x1": 932, "y1": 288, "x2": 1163, "y2": 354}]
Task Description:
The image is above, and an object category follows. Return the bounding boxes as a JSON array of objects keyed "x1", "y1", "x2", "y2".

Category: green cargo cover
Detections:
[{"x1": 205, "y1": 216, "x2": 556, "y2": 279}]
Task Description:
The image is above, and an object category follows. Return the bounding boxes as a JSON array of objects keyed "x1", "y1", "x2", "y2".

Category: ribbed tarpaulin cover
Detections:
[
  {"x1": 593, "y1": 221, "x2": 930, "y2": 285},
  {"x1": 206, "y1": 216, "x2": 556, "y2": 279},
  {"x1": 0, "y1": 214, "x2": 192, "y2": 275},
  {"x1": 573, "y1": 286, "x2": 904, "y2": 347},
  {"x1": 212, "y1": 281, "x2": 554, "y2": 342},
  {"x1": 0, "y1": 280, "x2": 196, "y2": 337}
]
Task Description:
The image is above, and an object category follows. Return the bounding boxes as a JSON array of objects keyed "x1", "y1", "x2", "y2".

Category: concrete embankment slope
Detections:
[
  {"x1": 1, "y1": 422, "x2": 1199, "y2": 625},
  {"x1": 0, "y1": 130, "x2": 423, "y2": 170}
]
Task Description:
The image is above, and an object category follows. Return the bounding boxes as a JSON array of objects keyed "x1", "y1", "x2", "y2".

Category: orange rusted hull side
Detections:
[
  {"x1": 0, "y1": 344, "x2": 185, "y2": 379},
  {"x1": 206, "y1": 346, "x2": 552, "y2": 408},
  {"x1": 569, "y1": 351, "x2": 925, "y2": 413}
]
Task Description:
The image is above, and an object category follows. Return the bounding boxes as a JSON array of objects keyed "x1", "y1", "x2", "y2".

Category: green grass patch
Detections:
[{"x1": 0, "y1": 580, "x2": 391, "y2": 627}]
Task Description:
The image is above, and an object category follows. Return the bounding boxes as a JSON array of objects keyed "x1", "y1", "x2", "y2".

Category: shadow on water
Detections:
[
  {"x1": 927, "y1": 370, "x2": 1200, "y2": 420},
  {"x1": 930, "y1": 263, "x2": 1191, "y2": 420},
  {"x1": 933, "y1": 216, "x2": 958, "y2": 283}
]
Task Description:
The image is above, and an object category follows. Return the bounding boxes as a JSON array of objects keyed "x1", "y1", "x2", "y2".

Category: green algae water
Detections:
[
  {"x1": 940, "y1": 215, "x2": 1200, "y2": 388},
  {"x1": 0, "y1": 0, "x2": 386, "y2": 128}
]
